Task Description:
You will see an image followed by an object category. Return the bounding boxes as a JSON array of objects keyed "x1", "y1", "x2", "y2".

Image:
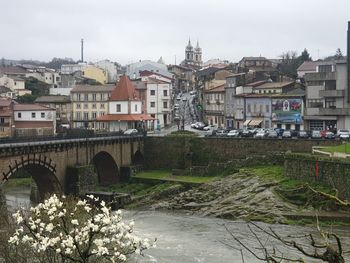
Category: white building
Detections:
[
  {"x1": 0, "y1": 75, "x2": 31, "y2": 97},
  {"x1": 61, "y1": 63, "x2": 87, "y2": 74},
  {"x1": 146, "y1": 78, "x2": 172, "y2": 128},
  {"x1": 13, "y1": 104, "x2": 56, "y2": 136},
  {"x1": 126, "y1": 60, "x2": 172, "y2": 79},
  {"x1": 97, "y1": 75, "x2": 154, "y2": 131}
]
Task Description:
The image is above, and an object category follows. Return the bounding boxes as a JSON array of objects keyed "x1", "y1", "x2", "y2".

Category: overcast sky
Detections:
[{"x1": 1, "y1": 0, "x2": 350, "y2": 65}]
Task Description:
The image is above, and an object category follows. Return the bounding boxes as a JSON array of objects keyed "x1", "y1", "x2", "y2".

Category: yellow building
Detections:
[{"x1": 82, "y1": 66, "x2": 108, "y2": 84}]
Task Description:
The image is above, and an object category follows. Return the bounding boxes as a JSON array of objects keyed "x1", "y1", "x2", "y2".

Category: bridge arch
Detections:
[
  {"x1": 91, "y1": 151, "x2": 119, "y2": 185},
  {"x1": 2, "y1": 156, "x2": 61, "y2": 201},
  {"x1": 132, "y1": 149, "x2": 144, "y2": 165}
]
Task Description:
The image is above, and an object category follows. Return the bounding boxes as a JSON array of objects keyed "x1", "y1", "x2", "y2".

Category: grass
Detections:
[
  {"x1": 134, "y1": 170, "x2": 219, "y2": 183},
  {"x1": 322, "y1": 143, "x2": 350, "y2": 154},
  {"x1": 4, "y1": 177, "x2": 32, "y2": 187}
]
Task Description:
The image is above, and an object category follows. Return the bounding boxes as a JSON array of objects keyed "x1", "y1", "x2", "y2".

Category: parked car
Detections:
[
  {"x1": 189, "y1": 90, "x2": 196, "y2": 95},
  {"x1": 241, "y1": 129, "x2": 252, "y2": 138},
  {"x1": 274, "y1": 128, "x2": 285, "y2": 137},
  {"x1": 267, "y1": 130, "x2": 278, "y2": 138},
  {"x1": 227, "y1": 130, "x2": 240, "y2": 137},
  {"x1": 337, "y1": 129, "x2": 350, "y2": 140},
  {"x1": 215, "y1": 129, "x2": 227, "y2": 137},
  {"x1": 255, "y1": 130, "x2": 268, "y2": 138},
  {"x1": 182, "y1": 97, "x2": 187, "y2": 101},
  {"x1": 124, "y1": 129, "x2": 138, "y2": 135},
  {"x1": 297, "y1": 130, "x2": 309, "y2": 139},
  {"x1": 174, "y1": 104, "x2": 179, "y2": 109},
  {"x1": 325, "y1": 131, "x2": 335, "y2": 139},
  {"x1": 311, "y1": 130, "x2": 322, "y2": 139},
  {"x1": 282, "y1": 130, "x2": 292, "y2": 138}
]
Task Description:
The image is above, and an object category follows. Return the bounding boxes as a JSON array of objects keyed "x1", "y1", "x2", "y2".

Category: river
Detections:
[{"x1": 4, "y1": 186, "x2": 350, "y2": 263}]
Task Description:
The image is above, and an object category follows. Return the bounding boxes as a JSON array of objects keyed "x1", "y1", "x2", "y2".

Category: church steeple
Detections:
[{"x1": 194, "y1": 40, "x2": 202, "y2": 66}]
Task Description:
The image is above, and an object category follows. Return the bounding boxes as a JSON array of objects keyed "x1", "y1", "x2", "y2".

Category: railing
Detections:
[{"x1": 0, "y1": 131, "x2": 144, "y2": 147}]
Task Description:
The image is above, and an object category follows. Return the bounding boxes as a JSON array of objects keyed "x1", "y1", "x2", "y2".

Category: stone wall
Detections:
[
  {"x1": 65, "y1": 165, "x2": 98, "y2": 195},
  {"x1": 284, "y1": 153, "x2": 350, "y2": 199},
  {"x1": 144, "y1": 137, "x2": 340, "y2": 170}
]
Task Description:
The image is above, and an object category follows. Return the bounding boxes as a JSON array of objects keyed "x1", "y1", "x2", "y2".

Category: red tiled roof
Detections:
[
  {"x1": 0, "y1": 66, "x2": 28, "y2": 75},
  {"x1": 245, "y1": 80, "x2": 267, "y2": 87},
  {"x1": 96, "y1": 114, "x2": 155, "y2": 122},
  {"x1": 110, "y1": 75, "x2": 139, "y2": 101},
  {"x1": 14, "y1": 104, "x2": 55, "y2": 111}
]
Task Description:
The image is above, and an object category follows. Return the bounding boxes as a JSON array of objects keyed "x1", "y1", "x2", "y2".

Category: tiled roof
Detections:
[
  {"x1": 139, "y1": 70, "x2": 172, "y2": 80},
  {"x1": 254, "y1": 81, "x2": 294, "y2": 89},
  {"x1": 245, "y1": 80, "x2": 267, "y2": 87},
  {"x1": 0, "y1": 98, "x2": 13, "y2": 107},
  {"x1": 71, "y1": 84, "x2": 115, "y2": 93},
  {"x1": 110, "y1": 75, "x2": 139, "y2": 101},
  {"x1": 204, "y1": 84, "x2": 225, "y2": 93},
  {"x1": 0, "y1": 86, "x2": 11, "y2": 93},
  {"x1": 14, "y1": 104, "x2": 55, "y2": 111},
  {"x1": 146, "y1": 77, "x2": 170, "y2": 85},
  {"x1": 97, "y1": 114, "x2": 155, "y2": 121},
  {"x1": 0, "y1": 66, "x2": 28, "y2": 75},
  {"x1": 35, "y1": 95, "x2": 70, "y2": 103}
]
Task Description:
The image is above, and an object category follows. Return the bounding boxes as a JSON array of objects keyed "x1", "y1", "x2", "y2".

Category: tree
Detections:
[
  {"x1": 300, "y1": 48, "x2": 312, "y2": 62},
  {"x1": 278, "y1": 49, "x2": 313, "y2": 79},
  {"x1": 335, "y1": 48, "x2": 344, "y2": 60},
  {"x1": 226, "y1": 184, "x2": 349, "y2": 263},
  {"x1": 16, "y1": 94, "x2": 37, "y2": 103},
  {"x1": 7, "y1": 194, "x2": 153, "y2": 263}
]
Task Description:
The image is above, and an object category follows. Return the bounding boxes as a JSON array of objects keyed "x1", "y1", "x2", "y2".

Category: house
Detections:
[
  {"x1": 203, "y1": 84, "x2": 225, "y2": 127},
  {"x1": 0, "y1": 98, "x2": 15, "y2": 137},
  {"x1": 96, "y1": 76, "x2": 155, "y2": 131},
  {"x1": 70, "y1": 84, "x2": 115, "y2": 130},
  {"x1": 238, "y1": 57, "x2": 279, "y2": 82},
  {"x1": 252, "y1": 81, "x2": 295, "y2": 95},
  {"x1": 13, "y1": 104, "x2": 56, "y2": 137},
  {"x1": 296, "y1": 61, "x2": 333, "y2": 78},
  {"x1": 168, "y1": 64, "x2": 194, "y2": 93},
  {"x1": 145, "y1": 77, "x2": 172, "y2": 128},
  {"x1": 126, "y1": 60, "x2": 172, "y2": 79},
  {"x1": 82, "y1": 65, "x2": 108, "y2": 84},
  {"x1": 35, "y1": 95, "x2": 72, "y2": 129},
  {"x1": 0, "y1": 75, "x2": 31, "y2": 97},
  {"x1": 94, "y1": 60, "x2": 118, "y2": 83}
]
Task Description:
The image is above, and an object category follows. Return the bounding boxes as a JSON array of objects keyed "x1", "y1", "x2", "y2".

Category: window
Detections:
[
  {"x1": 151, "y1": 114, "x2": 155, "y2": 118},
  {"x1": 0, "y1": 118, "x2": 3, "y2": 123},
  {"x1": 84, "y1": 94, "x2": 88, "y2": 101},
  {"x1": 0, "y1": 127, "x2": 4, "y2": 132},
  {"x1": 92, "y1": 93, "x2": 97, "y2": 101},
  {"x1": 76, "y1": 112, "x2": 81, "y2": 120},
  {"x1": 266, "y1": 104, "x2": 270, "y2": 113},
  {"x1": 32, "y1": 112, "x2": 36, "y2": 118},
  {"x1": 77, "y1": 94, "x2": 81, "y2": 101},
  {"x1": 310, "y1": 120, "x2": 323, "y2": 130},
  {"x1": 83, "y1": 112, "x2": 89, "y2": 120},
  {"x1": 150, "y1": 102, "x2": 155, "y2": 108},
  {"x1": 163, "y1": 90, "x2": 168, "y2": 96},
  {"x1": 150, "y1": 90, "x2": 155, "y2": 96},
  {"x1": 100, "y1": 103, "x2": 105, "y2": 109},
  {"x1": 92, "y1": 112, "x2": 97, "y2": 119},
  {"x1": 307, "y1": 99, "x2": 323, "y2": 108},
  {"x1": 116, "y1": 104, "x2": 121, "y2": 112},
  {"x1": 135, "y1": 104, "x2": 138, "y2": 112},
  {"x1": 77, "y1": 103, "x2": 81, "y2": 109},
  {"x1": 92, "y1": 104, "x2": 96, "y2": 109},
  {"x1": 247, "y1": 104, "x2": 251, "y2": 113},
  {"x1": 41, "y1": 112, "x2": 45, "y2": 118},
  {"x1": 84, "y1": 104, "x2": 88, "y2": 109},
  {"x1": 100, "y1": 94, "x2": 103, "y2": 100},
  {"x1": 14, "y1": 82, "x2": 17, "y2": 86},
  {"x1": 325, "y1": 98, "x2": 336, "y2": 108},
  {"x1": 18, "y1": 112, "x2": 21, "y2": 118},
  {"x1": 163, "y1": 101, "x2": 168, "y2": 108},
  {"x1": 307, "y1": 81, "x2": 324, "y2": 86},
  {"x1": 318, "y1": 65, "x2": 333, "y2": 73}
]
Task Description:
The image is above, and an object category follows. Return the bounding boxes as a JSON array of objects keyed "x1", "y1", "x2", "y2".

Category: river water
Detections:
[{"x1": 4, "y1": 186, "x2": 350, "y2": 263}]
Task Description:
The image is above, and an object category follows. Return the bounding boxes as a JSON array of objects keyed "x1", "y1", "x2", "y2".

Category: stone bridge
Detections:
[{"x1": 0, "y1": 135, "x2": 144, "y2": 199}]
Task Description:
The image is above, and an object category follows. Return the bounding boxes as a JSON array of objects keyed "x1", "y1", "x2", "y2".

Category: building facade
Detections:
[
  {"x1": 70, "y1": 84, "x2": 114, "y2": 130},
  {"x1": 203, "y1": 84, "x2": 225, "y2": 127},
  {"x1": 0, "y1": 98, "x2": 14, "y2": 137}
]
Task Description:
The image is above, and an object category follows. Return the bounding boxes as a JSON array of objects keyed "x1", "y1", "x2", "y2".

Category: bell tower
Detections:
[
  {"x1": 194, "y1": 41, "x2": 202, "y2": 66},
  {"x1": 185, "y1": 39, "x2": 194, "y2": 63}
]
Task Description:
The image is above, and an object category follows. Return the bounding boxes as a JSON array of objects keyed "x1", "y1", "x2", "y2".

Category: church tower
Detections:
[
  {"x1": 194, "y1": 41, "x2": 202, "y2": 66},
  {"x1": 185, "y1": 39, "x2": 194, "y2": 63}
]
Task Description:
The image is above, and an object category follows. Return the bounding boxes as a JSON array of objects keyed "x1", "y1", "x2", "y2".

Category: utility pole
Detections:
[{"x1": 81, "y1": 38, "x2": 84, "y2": 63}]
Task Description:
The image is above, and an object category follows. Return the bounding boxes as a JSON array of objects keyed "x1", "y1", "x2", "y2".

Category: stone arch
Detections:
[
  {"x1": 2, "y1": 156, "x2": 61, "y2": 201},
  {"x1": 132, "y1": 149, "x2": 144, "y2": 165},
  {"x1": 91, "y1": 151, "x2": 119, "y2": 185}
]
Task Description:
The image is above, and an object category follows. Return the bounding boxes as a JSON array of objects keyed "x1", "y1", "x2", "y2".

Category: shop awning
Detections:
[
  {"x1": 243, "y1": 119, "x2": 251, "y2": 126},
  {"x1": 248, "y1": 118, "x2": 263, "y2": 126}
]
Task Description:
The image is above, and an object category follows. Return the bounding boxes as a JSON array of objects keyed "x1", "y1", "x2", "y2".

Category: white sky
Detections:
[{"x1": 1, "y1": 0, "x2": 349, "y2": 65}]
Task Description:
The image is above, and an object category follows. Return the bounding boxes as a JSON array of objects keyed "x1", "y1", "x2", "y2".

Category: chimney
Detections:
[
  {"x1": 346, "y1": 21, "x2": 350, "y2": 103},
  {"x1": 81, "y1": 38, "x2": 84, "y2": 63}
]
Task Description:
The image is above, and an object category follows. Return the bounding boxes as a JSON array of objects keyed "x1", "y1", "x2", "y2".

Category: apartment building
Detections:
[{"x1": 70, "y1": 84, "x2": 114, "y2": 130}]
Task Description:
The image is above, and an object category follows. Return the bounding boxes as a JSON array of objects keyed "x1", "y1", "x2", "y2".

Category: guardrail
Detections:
[{"x1": 0, "y1": 132, "x2": 144, "y2": 148}]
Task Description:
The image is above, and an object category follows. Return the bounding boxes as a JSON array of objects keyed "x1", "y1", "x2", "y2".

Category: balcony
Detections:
[
  {"x1": 319, "y1": 90, "x2": 344, "y2": 97},
  {"x1": 305, "y1": 71, "x2": 336, "y2": 81},
  {"x1": 319, "y1": 107, "x2": 350, "y2": 115}
]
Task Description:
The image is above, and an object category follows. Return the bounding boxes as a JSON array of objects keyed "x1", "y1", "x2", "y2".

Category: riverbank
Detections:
[{"x1": 98, "y1": 166, "x2": 350, "y2": 226}]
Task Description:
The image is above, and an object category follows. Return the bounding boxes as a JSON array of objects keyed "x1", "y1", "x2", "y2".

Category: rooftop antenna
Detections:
[{"x1": 81, "y1": 38, "x2": 84, "y2": 63}]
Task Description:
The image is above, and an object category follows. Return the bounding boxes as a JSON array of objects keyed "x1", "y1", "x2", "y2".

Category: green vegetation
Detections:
[
  {"x1": 134, "y1": 170, "x2": 219, "y2": 183},
  {"x1": 166, "y1": 130, "x2": 198, "y2": 137},
  {"x1": 322, "y1": 143, "x2": 350, "y2": 154},
  {"x1": 4, "y1": 178, "x2": 32, "y2": 187}
]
